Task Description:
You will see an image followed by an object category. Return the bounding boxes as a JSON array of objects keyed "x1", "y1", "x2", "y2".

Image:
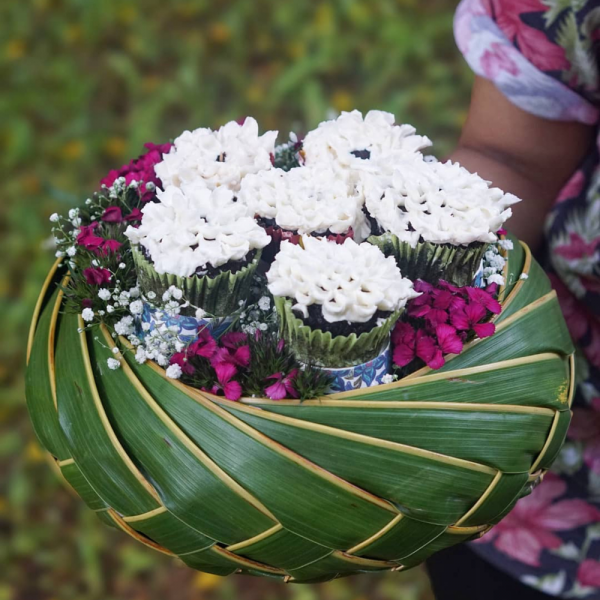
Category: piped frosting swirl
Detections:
[
  {"x1": 267, "y1": 237, "x2": 419, "y2": 324},
  {"x1": 238, "y1": 166, "x2": 371, "y2": 240},
  {"x1": 364, "y1": 159, "x2": 520, "y2": 247},
  {"x1": 125, "y1": 182, "x2": 271, "y2": 277},
  {"x1": 154, "y1": 118, "x2": 277, "y2": 192}
]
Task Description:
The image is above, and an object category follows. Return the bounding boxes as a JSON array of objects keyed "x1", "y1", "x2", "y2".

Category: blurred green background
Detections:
[{"x1": 1, "y1": 1, "x2": 473, "y2": 598}]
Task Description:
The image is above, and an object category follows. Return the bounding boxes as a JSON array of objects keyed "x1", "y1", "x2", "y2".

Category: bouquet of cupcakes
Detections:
[{"x1": 26, "y1": 111, "x2": 574, "y2": 581}]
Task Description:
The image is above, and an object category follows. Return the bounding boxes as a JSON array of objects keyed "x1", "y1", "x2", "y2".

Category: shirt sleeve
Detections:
[{"x1": 454, "y1": 0, "x2": 599, "y2": 124}]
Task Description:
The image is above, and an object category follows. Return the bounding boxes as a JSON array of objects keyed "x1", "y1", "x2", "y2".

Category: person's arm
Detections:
[{"x1": 449, "y1": 76, "x2": 595, "y2": 250}]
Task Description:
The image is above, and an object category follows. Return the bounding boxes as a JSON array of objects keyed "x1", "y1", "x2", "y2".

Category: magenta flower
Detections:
[
  {"x1": 124, "y1": 207, "x2": 143, "y2": 222},
  {"x1": 188, "y1": 329, "x2": 217, "y2": 359},
  {"x1": 101, "y1": 206, "x2": 123, "y2": 223},
  {"x1": 76, "y1": 222, "x2": 105, "y2": 252},
  {"x1": 169, "y1": 352, "x2": 196, "y2": 376},
  {"x1": 100, "y1": 141, "x2": 172, "y2": 200},
  {"x1": 464, "y1": 286, "x2": 502, "y2": 314},
  {"x1": 435, "y1": 324, "x2": 464, "y2": 355},
  {"x1": 392, "y1": 322, "x2": 417, "y2": 367},
  {"x1": 213, "y1": 362, "x2": 242, "y2": 401},
  {"x1": 100, "y1": 239, "x2": 122, "y2": 255},
  {"x1": 416, "y1": 331, "x2": 444, "y2": 370},
  {"x1": 83, "y1": 267, "x2": 111, "y2": 286},
  {"x1": 265, "y1": 370, "x2": 299, "y2": 400},
  {"x1": 213, "y1": 332, "x2": 250, "y2": 368}
]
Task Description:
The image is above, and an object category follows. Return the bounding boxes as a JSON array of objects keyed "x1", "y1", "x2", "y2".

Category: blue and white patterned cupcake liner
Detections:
[
  {"x1": 300, "y1": 342, "x2": 392, "y2": 394},
  {"x1": 138, "y1": 302, "x2": 235, "y2": 343}
]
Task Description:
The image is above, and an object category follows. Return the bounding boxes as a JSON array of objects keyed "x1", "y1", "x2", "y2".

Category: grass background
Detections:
[{"x1": 1, "y1": 1, "x2": 473, "y2": 598}]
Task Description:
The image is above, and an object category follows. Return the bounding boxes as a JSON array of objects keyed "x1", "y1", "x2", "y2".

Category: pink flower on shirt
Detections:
[
  {"x1": 475, "y1": 473, "x2": 600, "y2": 566},
  {"x1": 492, "y1": 0, "x2": 570, "y2": 72},
  {"x1": 481, "y1": 42, "x2": 519, "y2": 78}
]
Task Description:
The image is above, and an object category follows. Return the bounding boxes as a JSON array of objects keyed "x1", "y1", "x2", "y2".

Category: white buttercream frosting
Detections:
[
  {"x1": 154, "y1": 118, "x2": 277, "y2": 192},
  {"x1": 238, "y1": 166, "x2": 371, "y2": 241},
  {"x1": 302, "y1": 110, "x2": 432, "y2": 174},
  {"x1": 125, "y1": 182, "x2": 271, "y2": 277},
  {"x1": 267, "y1": 237, "x2": 419, "y2": 323},
  {"x1": 364, "y1": 159, "x2": 520, "y2": 246}
]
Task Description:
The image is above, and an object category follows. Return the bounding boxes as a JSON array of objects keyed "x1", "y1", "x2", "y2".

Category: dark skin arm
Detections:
[{"x1": 448, "y1": 76, "x2": 595, "y2": 250}]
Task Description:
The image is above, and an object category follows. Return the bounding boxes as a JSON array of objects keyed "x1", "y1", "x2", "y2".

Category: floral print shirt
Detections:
[{"x1": 455, "y1": 1, "x2": 600, "y2": 597}]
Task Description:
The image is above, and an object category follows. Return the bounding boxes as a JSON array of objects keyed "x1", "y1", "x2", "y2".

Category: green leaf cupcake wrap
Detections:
[
  {"x1": 367, "y1": 233, "x2": 487, "y2": 287},
  {"x1": 274, "y1": 296, "x2": 402, "y2": 368},
  {"x1": 132, "y1": 245, "x2": 261, "y2": 317}
]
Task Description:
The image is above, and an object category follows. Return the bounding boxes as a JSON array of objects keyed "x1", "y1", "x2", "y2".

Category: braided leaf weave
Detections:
[{"x1": 25, "y1": 239, "x2": 574, "y2": 583}]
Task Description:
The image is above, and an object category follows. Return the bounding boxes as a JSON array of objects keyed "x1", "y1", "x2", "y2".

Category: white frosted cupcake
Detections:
[
  {"x1": 365, "y1": 159, "x2": 520, "y2": 286},
  {"x1": 125, "y1": 181, "x2": 271, "y2": 316},
  {"x1": 154, "y1": 117, "x2": 277, "y2": 192},
  {"x1": 267, "y1": 236, "x2": 419, "y2": 367},
  {"x1": 238, "y1": 165, "x2": 371, "y2": 252},
  {"x1": 302, "y1": 110, "x2": 432, "y2": 176}
]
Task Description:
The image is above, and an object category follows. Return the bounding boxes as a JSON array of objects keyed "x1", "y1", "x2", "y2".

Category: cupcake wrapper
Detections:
[
  {"x1": 274, "y1": 296, "x2": 401, "y2": 368},
  {"x1": 138, "y1": 302, "x2": 236, "y2": 343},
  {"x1": 367, "y1": 233, "x2": 486, "y2": 287},
  {"x1": 132, "y1": 245, "x2": 261, "y2": 317},
  {"x1": 298, "y1": 342, "x2": 392, "y2": 393}
]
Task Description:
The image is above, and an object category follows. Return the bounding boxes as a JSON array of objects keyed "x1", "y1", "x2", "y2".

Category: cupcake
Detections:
[
  {"x1": 154, "y1": 117, "x2": 277, "y2": 192},
  {"x1": 302, "y1": 110, "x2": 432, "y2": 177},
  {"x1": 365, "y1": 159, "x2": 520, "y2": 286},
  {"x1": 238, "y1": 165, "x2": 371, "y2": 256},
  {"x1": 125, "y1": 181, "x2": 271, "y2": 317},
  {"x1": 267, "y1": 236, "x2": 419, "y2": 368}
]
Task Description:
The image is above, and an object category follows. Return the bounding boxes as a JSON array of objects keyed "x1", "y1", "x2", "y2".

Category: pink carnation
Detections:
[{"x1": 100, "y1": 142, "x2": 172, "y2": 200}]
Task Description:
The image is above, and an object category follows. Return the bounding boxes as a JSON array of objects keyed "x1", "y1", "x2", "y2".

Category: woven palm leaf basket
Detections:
[{"x1": 25, "y1": 236, "x2": 575, "y2": 584}]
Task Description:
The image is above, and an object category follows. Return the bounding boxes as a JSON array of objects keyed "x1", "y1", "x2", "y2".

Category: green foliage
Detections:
[{"x1": 2, "y1": 0, "x2": 471, "y2": 597}]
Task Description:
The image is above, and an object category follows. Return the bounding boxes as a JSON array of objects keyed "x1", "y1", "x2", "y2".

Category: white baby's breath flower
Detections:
[
  {"x1": 195, "y1": 307, "x2": 207, "y2": 320},
  {"x1": 106, "y1": 304, "x2": 114, "y2": 313},
  {"x1": 98, "y1": 288, "x2": 111, "y2": 301},
  {"x1": 66, "y1": 246, "x2": 77, "y2": 257},
  {"x1": 258, "y1": 296, "x2": 271, "y2": 311},
  {"x1": 146, "y1": 291, "x2": 156, "y2": 300},
  {"x1": 68, "y1": 208, "x2": 79, "y2": 219},
  {"x1": 85, "y1": 198, "x2": 92, "y2": 205},
  {"x1": 164, "y1": 300, "x2": 180, "y2": 317},
  {"x1": 166, "y1": 363, "x2": 182, "y2": 379},
  {"x1": 107, "y1": 357, "x2": 121, "y2": 370},
  {"x1": 497, "y1": 239, "x2": 514, "y2": 251},
  {"x1": 49, "y1": 213, "x2": 60, "y2": 222},
  {"x1": 81, "y1": 308, "x2": 95, "y2": 322},
  {"x1": 55, "y1": 250, "x2": 65, "y2": 258},
  {"x1": 119, "y1": 262, "x2": 126, "y2": 270},
  {"x1": 111, "y1": 347, "x2": 120, "y2": 354},
  {"x1": 92, "y1": 259, "x2": 99, "y2": 267},
  {"x1": 128, "y1": 286, "x2": 140, "y2": 298},
  {"x1": 114, "y1": 316, "x2": 135, "y2": 336},
  {"x1": 156, "y1": 353, "x2": 169, "y2": 367},
  {"x1": 141, "y1": 322, "x2": 151, "y2": 331},
  {"x1": 71, "y1": 217, "x2": 82, "y2": 227},
  {"x1": 162, "y1": 289, "x2": 171, "y2": 302},
  {"x1": 129, "y1": 300, "x2": 144, "y2": 315},
  {"x1": 169, "y1": 286, "x2": 183, "y2": 300},
  {"x1": 381, "y1": 374, "x2": 395, "y2": 384},
  {"x1": 135, "y1": 347, "x2": 147, "y2": 364},
  {"x1": 520, "y1": 272, "x2": 529, "y2": 280}
]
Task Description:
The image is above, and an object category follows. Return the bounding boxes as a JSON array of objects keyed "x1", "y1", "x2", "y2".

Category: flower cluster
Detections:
[
  {"x1": 482, "y1": 235, "x2": 512, "y2": 286},
  {"x1": 392, "y1": 279, "x2": 501, "y2": 371},
  {"x1": 166, "y1": 329, "x2": 301, "y2": 401},
  {"x1": 100, "y1": 142, "x2": 172, "y2": 201}
]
